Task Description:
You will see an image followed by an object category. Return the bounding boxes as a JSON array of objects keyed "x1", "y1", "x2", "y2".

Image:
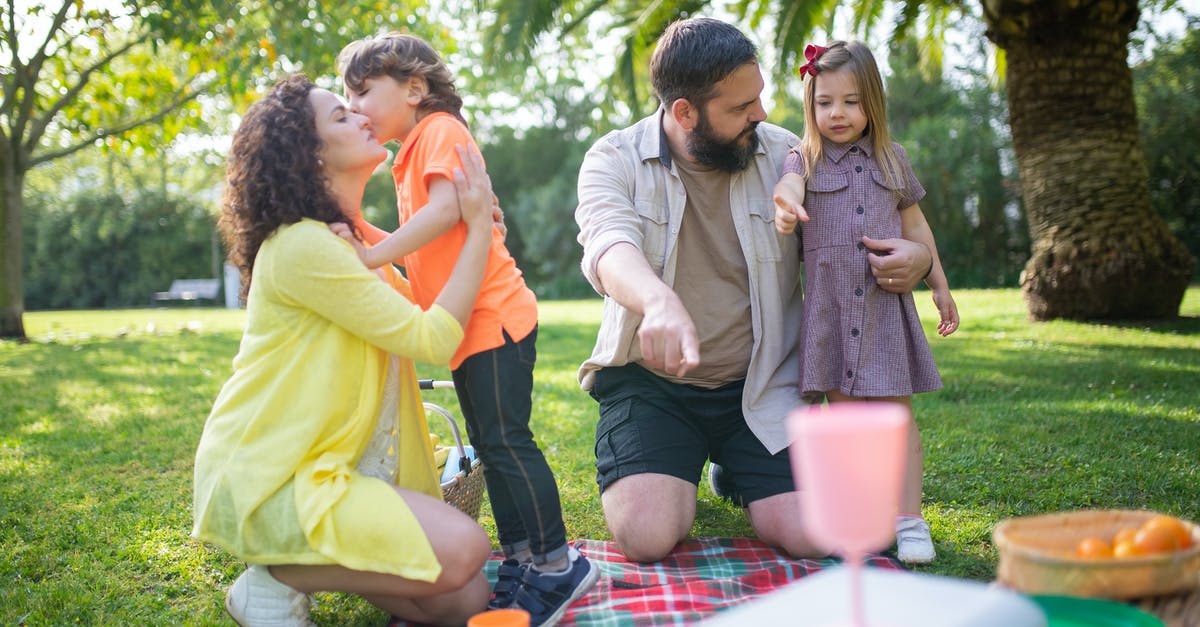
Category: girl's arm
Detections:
[
  {"x1": 359, "y1": 178, "x2": 463, "y2": 269},
  {"x1": 899, "y1": 203, "x2": 959, "y2": 336},
  {"x1": 772, "y1": 172, "x2": 809, "y2": 234}
]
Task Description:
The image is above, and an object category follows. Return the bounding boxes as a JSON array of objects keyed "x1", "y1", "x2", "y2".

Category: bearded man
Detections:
[{"x1": 573, "y1": 17, "x2": 933, "y2": 562}]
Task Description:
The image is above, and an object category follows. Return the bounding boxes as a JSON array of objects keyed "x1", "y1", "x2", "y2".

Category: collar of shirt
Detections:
[
  {"x1": 391, "y1": 112, "x2": 457, "y2": 175},
  {"x1": 822, "y1": 135, "x2": 874, "y2": 164},
  {"x1": 629, "y1": 107, "x2": 675, "y2": 171}
]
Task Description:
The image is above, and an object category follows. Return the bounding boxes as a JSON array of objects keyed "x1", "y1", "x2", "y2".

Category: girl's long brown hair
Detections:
[{"x1": 219, "y1": 74, "x2": 348, "y2": 297}]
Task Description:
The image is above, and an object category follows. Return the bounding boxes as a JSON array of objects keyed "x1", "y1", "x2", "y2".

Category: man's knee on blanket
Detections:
[
  {"x1": 605, "y1": 502, "x2": 693, "y2": 563},
  {"x1": 602, "y1": 473, "x2": 695, "y2": 562},
  {"x1": 612, "y1": 526, "x2": 688, "y2": 563}
]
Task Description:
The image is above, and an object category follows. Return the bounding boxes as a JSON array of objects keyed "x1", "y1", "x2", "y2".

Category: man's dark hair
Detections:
[{"x1": 650, "y1": 17, "x2": 758, "y2": 109}]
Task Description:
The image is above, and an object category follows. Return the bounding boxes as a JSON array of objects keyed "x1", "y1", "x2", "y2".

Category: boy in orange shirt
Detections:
[{"x1": 336, "y1": 33, "x2": 597, "y2": 627}]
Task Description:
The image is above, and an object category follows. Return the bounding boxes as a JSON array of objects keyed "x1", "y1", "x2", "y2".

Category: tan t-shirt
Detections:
[{"x1": 641, "y1": 155, "x2": 752, "y2": 387}]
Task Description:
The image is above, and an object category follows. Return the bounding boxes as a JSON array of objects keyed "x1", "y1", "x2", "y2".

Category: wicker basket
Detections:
[
  {"x1": 424, "y1": 402, "x2": 487, "y2": 520},
  {"x1": 993, "y1": 509, "x2": 1200, "y2": 599}
]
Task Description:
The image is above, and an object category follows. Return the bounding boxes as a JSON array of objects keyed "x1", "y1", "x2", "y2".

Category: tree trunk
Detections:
[
  {"x1": 984, "y1": 0, "x2": 1194, "y2": 320},
  {"x1": 1, "y1": 160, "x2": 28, "y2": 340}
]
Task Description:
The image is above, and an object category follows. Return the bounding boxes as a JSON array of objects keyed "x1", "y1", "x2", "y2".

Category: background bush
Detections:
[{"x1": 23, "y1": 189, "x2": 218, "y2": 309}]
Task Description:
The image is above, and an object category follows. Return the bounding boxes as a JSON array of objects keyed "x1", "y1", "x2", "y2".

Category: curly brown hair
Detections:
[
  {"x1": 219, "y1": 74, "x2": 348, "y2": 297},
  {"x1": 337, "y1": 32, "x2": 467, "y2": 127}
]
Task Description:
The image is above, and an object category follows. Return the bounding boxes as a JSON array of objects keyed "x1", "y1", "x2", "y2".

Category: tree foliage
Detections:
[
  {"x1": 1, "y1": 0, "x2": 459, "y2": 338},
  {"x1": 1135, "y1": 17, "x2": 1200, "y2": 276},
  {"x1": 479, "y1": 85, "x2": 598, "y2": 298},
  {"x1": 886, "y1": 35, "x2": 1029, "y2": 287}
]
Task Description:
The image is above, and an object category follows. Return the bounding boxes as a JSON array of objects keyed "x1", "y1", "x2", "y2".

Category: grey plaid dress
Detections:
[{"x1": 784, "y1": 137, "x2": 942, "y2": 397}]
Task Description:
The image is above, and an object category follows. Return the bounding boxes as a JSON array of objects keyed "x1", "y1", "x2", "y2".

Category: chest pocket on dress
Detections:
[
  {"x1": 869, "y1": 169, "x2": 904, "y2": 194},
  {"x1": 634, "y1": 199, "x2": 669, "y2": 274},
  {"x1": 868, "y1": 169, "x2": 905, "y2": 238},
  {"x1": 803, "y1": 171, "x2": 853, "y2": 251},
  {"x1": 806, "y1": 171, "x2": 850, "y2": 194},
  {"x1": 748, "y1": 199, "x2": 783, "y2": 262}
]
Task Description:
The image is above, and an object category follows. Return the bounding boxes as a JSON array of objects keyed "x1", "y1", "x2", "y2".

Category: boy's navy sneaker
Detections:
[
  {"x1": 511, "y1": 547, "x2": 600, "y2": 627},
  {"x1": 487, "y1": 558, "x2": 529, "y2": 610}
]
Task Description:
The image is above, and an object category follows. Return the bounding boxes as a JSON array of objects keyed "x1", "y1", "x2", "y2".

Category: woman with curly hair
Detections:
[{"x1": 192, "y1": 74, "x2": 495, "y2": 626}]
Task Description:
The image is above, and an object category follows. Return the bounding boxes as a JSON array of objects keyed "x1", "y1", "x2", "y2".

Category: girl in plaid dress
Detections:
[{"x1": 772, "y1": 40, "x2": 959, "y2": 564}]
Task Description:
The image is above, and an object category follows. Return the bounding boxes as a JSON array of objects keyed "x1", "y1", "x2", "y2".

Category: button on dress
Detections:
[{"x1": 784, "y1": 138, "x2": 942, "y2": 397}]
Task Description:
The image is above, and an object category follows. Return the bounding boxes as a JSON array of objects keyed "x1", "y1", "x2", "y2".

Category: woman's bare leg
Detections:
[{"x1": 270, "y1": 487, "x2": 491, "y2": 625}]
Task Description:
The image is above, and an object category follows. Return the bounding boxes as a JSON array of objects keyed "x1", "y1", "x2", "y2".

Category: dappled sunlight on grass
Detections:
[
  {"x1": 23, "y1": 307, "x2": 247, "y2": 339},
  {"x1": 0, "y1": 439, "x2": 49, "y2": 478},
  {"x1": 16, "y1": 416, "x2": 59, "y2": 435},
  {"x1": 920, "y1": 504, "x2": 1001, "y2": 578}
]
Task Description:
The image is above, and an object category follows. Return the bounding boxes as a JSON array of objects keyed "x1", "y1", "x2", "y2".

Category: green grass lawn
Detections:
[{"x1": 3, "y1": 288, "x2": 1199, "y2": 625}]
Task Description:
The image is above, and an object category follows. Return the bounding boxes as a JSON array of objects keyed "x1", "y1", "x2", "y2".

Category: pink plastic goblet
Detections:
[{"x1": 788, "y1": 402, "x2": 909, "y2": 627}]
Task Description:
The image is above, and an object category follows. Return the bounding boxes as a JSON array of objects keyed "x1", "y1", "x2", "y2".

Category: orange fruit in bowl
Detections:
[
  {"x1": 1133, "y1": 524, "x2": 1180, "y2": 555},
  {"x1": 1139, "y1": 515, "x2": 1194, "y2": 550},
  {"x1": 1113, "y1": 538, "x2": 1142, "y2": 558},
  {"x1": 1076, "y1": 536, "x2": 1113, "y2": 559}
]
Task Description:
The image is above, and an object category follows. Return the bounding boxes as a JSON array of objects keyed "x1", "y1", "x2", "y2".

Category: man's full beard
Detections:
[{"x1": 686, "y1": 111, "x2": 760, "y2": 172}]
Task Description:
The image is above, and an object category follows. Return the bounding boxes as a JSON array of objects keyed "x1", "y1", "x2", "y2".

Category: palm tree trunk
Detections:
[{"x1": 985, "y1": 0, "x2": 1194, "y2": 320}]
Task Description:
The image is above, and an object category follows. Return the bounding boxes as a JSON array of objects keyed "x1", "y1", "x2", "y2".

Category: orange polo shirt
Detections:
[{"x1": 391, "y1": 112, "x2": 538, "y2": 369}]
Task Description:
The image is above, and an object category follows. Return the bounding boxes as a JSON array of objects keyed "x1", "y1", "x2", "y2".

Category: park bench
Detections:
[{"x1": 153, "y1": 278, "x2": 221, "y2": 304}]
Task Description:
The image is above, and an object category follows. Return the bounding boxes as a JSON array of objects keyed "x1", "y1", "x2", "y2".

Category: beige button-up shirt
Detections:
[{"x1": 574, "y1": 110, "x2": 805, "y2": 454}]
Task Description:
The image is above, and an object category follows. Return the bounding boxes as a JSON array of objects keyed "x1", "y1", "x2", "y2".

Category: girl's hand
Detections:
[
  {"x1": 774, "y1": 200, "x2": 807, "y2": 235},
  {"x1": 932, "y1": 288, "x2": 959, "y2": 336},
  {"x1": 330, "y1": 222, "x2": 370, "y2": 266},
  {"x1": 772, "y1": 174, "x2": 809, "y2": 234},
  {"x1": 453, "y1": 144, "x2": 494, "y2": 231}
]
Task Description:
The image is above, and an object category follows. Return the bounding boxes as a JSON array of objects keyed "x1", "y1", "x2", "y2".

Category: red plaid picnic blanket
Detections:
[
  {"x1": 395, "y1": 537, "x2": 900, "y2": 626},
  {"x1": 553, "y1": 538, "x2": 903, "y2": 625}
]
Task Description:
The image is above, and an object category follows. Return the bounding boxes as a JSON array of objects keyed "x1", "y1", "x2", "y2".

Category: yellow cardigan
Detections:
[{"x1": 192, "y1": 219, "x2": 463, "y2": 581}]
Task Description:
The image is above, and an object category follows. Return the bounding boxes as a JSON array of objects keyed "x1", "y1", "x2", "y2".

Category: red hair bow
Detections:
[{"x1": 798, "y1": 44, "x2": 828, "y2": 78}]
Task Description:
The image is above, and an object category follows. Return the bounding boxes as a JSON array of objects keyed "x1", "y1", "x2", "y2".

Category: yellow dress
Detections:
[{"x1": 192, "y1": 219, "x2": 464, "y2": 581}]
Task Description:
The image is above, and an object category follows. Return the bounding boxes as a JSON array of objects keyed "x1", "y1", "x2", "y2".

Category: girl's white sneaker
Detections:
[{"x1": 895, "y1": 517, "x2": 936, "y2": 564}]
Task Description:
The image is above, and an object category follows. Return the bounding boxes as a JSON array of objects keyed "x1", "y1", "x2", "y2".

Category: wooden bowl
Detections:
[{"x1": 993, "y1": 509, "x2": 1200, "y2": 599}]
